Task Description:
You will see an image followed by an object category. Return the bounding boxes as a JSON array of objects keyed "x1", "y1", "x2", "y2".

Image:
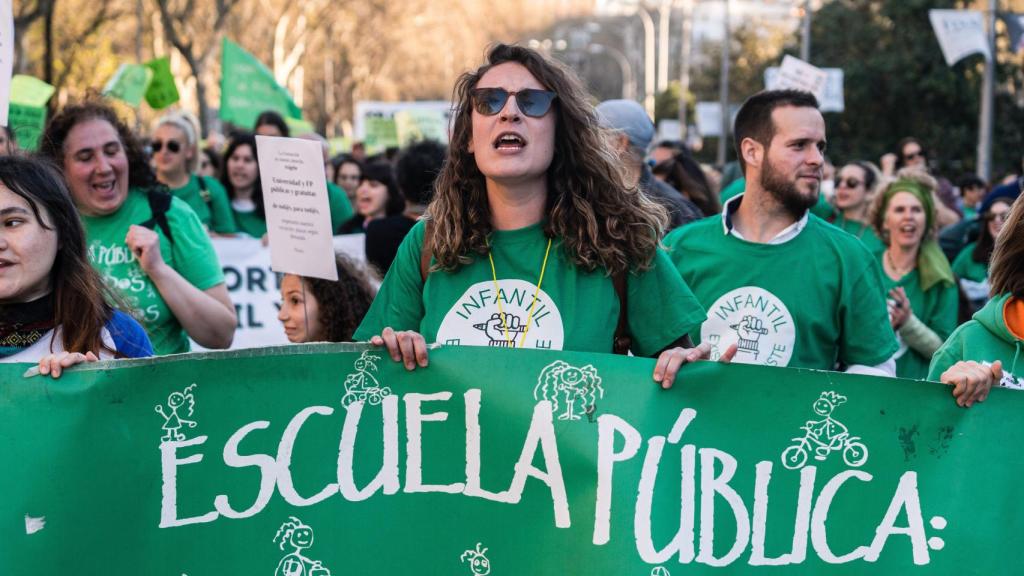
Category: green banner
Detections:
[
  {"x1": 144, "y1": 57, "x2": 181, "y2": 110},
  {"x1": 220, "y1": 37, "x2": 302, "y2": 129},
  {"x1": 8, "y1": 75, "x2": 55, "y2": 151},
  {"x1": 102, "y1": 63, "x2": 154, "y2": 107},
  {"x1": 1, "y1": 345, "x2": 1020, "y2": 574}
]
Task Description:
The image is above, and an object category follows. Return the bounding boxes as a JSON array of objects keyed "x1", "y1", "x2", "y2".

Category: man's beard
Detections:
[{"x1": 760, "y1": 156, "x2": 819, "y2": 220}]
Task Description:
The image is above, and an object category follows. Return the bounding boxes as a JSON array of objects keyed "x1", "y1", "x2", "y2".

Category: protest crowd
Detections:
[{"x1": 4, "y1": 41, "x2": 1024, "y2": 409}]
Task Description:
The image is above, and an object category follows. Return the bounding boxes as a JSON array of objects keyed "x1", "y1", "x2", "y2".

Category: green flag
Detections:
[
  {"x1": 8, "y1": 75, "x2": 55, "y2": 151},
  {"x1": 144, "y1": 57, "x2": 180, "y2": 110},
  {"x1": 102, "y1": 63, "x2": 153, "y2": 107},
  {"x1": 220, "y1": 37, "x2": 302, "y2": 129},
  {"x1": 1, "y1": 344, "x2": 1021, "y2": 573}
]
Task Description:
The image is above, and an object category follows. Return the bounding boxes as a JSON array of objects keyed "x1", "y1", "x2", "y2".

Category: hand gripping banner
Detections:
[{"x1": 1, "y1": 344, "x2": 1020, "y2": 574}]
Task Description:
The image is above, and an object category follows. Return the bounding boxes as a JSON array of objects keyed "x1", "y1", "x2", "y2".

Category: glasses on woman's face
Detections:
[
  {"x1": 903, "y1": 149, "x2": 924, "y2": 162},
  {"x1": 835, "y1": 177, "x2": 862, "y2": 189},
  {"x1": 152, "y1": 139, "x2": 182, "y2": 154},
  {"x1": 989, "y1": 210, "x2": 1009, "y2": 223},
  {"x1": 470, "y1": 88, "x2": 557, "y2": 118}
]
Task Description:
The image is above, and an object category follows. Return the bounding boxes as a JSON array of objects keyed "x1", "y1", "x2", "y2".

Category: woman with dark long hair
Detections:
[
  {"x1": 39, "y1": 99, "x2": 235, "y2": 355},
  {"x1": 354, "y1": 44, "x2": 718, "y2": 388},
  {"x1": 0, "y1": 155, "x2": 151, "y2": 374},
  {"x1": 220, "y1": 133, "x2": 266, "y2": 238},
  {"x1": 337, "y1": 161, "x2": 405, "y2": 234}
]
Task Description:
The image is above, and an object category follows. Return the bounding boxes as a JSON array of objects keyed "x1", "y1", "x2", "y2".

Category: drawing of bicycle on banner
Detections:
[{"x1": 781, "y1": 391, "x2": 868, "y2": 470}]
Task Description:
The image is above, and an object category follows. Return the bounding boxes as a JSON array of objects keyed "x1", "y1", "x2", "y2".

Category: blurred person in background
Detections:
[
  {"x1": 39, "y1": 99, "x2": 235, "y2": 355},
  {"x1": 220, "y1": 133, "x2": 266, "y2": 239},
  {"x1": 333, "y1": 155, "x2": 364, "y2": 204},
  {"x1": 957, "y1": 174, "x2": 987, "y2": 220},
  {"x1": 952, "y1": 182, "x2": 1020, "y2": 314},
  {"x1": 829, "y1": 160, "x2": 885, "y2": 254},
  {"x1": 652, "y1": 150, "x2": 720, "y2": 216},
  {"x1": 254, "y1": 110, "x2": 289, "y2": 138},
  {"x1": 152, "y1": 113, "x2": 236, "y2": 234},
  {"x1": 337, "y1": 161, "x2": 405, "y2": 235},
  {"x1": 873, "y1": 170, "x2": 958, "y2": 380},
  {"x1": 199, "y1": 147, "x2": 221, "y2": 180}
]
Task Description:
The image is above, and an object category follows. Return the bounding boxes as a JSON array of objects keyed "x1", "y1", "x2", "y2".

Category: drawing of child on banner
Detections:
[
  {"x1": 782, "y1": 391, "x2": 868, "y2": 469},
  {"x1": 273, "y1": 517, "x2": 331, "y2": 576},
  {"x1": 534, "y1": 360, "x2": 604, "y2": 421},
  {"x1": 341, "y1": 350, "x2": 391, "y2": 407},
  {"x1": 154, "y1": 383, "x2": 197, "y2": 442},
  {"x1": 460, "y1": 542, "x2": 490, "y2": 575}
]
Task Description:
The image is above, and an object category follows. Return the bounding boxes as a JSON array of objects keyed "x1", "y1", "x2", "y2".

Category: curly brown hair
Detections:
[
  {"x1": 302, "y1": 254, "x2": 377, "y2": 342},
  {"x1": 37, "y1": 96, "x2": 156, "y2": 189},
  {"x1": 428, "y1": 43, "x2": 667, "y2": 276}
]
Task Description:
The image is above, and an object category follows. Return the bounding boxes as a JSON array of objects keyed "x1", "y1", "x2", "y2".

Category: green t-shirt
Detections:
[
  {"x1": 168, "y1": 174, "x2": 237, "y2": 234},
  {"x1": 880, "y1": 266, "x2": 959, "y2": 380},
  {"x1": 232, "y1": 205, "x2": 267, "y2": 239},
  {"x1": 81, "y1": 189, "x2": 226, "y2": 355},
  {"x1": 327, "y1": 182, "x2": 354, "y2": 233},
  {"x1": 928, "y1": 294, "x2": 1024, "y2": 387},
  {"x1": 354, "y1": 221, "x2": 707, "y2": 357},
  {"x1": 830, "y1": 214, "x2": 886, "y2": 255},
  {"x1": 951, "y1": 242, "x2": 988, "y2": 283},
  {"x1": 663, "y1": 212, "x2": 898, "y2": 370},
  {"x1": 963, "y1": 206, "x2": 978, "y2": 221}
]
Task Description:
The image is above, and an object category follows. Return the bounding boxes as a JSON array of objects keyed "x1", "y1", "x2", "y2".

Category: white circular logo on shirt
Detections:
[
  {"x1": 701, "y1": 286, "x2": 795, "y2": 367},
  {"x1": 437, "y1": 280, "x2": 564, "y2": 350}
]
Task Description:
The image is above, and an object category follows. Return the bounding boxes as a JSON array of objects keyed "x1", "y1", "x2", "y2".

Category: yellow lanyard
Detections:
[{"x1": 487, "y1": 237, "x2": 553, "y2": 348}]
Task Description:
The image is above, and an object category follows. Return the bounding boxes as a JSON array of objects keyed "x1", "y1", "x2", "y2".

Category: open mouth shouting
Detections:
[{"x1": 493, "y1": 132, "x2": 527, "y2": 153}]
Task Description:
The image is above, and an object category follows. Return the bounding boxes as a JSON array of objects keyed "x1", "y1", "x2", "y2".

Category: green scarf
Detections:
[{"x1": 880, "y1": 179, "x2": 955, "y2": 292}]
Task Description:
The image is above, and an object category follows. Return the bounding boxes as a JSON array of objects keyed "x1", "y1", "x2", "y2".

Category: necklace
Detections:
[
  {"x1": 487, "y1": 237, "x2": 553, "y2": 348},
  {"x1": 885, "y1": 248, "x2": 915, "y2": 278}
]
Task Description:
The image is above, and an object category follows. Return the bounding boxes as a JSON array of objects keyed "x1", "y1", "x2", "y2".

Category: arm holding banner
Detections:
[{"x1": 940, "y1": 360, "x2": 1000, "y2": 408}]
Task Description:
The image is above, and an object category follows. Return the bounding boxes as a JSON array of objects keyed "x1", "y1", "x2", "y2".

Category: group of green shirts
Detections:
[
  {"x1": 355, "y1": 189, "x2": 992, "y2": 383},
  {"x1": 80, "y1": 177, "x2": 353, "y2": 356}
]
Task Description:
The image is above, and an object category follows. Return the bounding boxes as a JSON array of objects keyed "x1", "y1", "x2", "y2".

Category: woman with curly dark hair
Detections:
[
  {"x1": 354, "y1": 43, "x2": 718, "y2": 388},
  {"x1": 278, "y1": 254, "x2": 376, "y2": 342},
  {"x1": 38, "y1": 99, "x2": 236, "y2": 355}
]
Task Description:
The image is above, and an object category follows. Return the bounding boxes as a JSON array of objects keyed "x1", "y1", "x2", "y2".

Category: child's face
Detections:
[{"x1": 278, "y1": 275, "x2": 324, "y2": 343}]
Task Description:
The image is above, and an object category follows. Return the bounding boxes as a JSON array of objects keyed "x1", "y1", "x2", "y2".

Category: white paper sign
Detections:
[
  {"x1": 929, "y1": 9, "x2": 990, "y2": 66},
  {"x1": 765, "y1": 67, "x2": 845, "y2": 113},
  {"x1": 0, "y1": 0, "x2": 15, "y2": 127},
  {"x1": 256, "y1": 135, "x2": 339, "y2": 281},
  {"x1": 772, "y1": 55, "x2": 828, "y2": 101}
]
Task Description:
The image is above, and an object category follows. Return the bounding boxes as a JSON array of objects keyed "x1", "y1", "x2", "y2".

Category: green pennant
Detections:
[
  {"x1": 219, "y1": 38, "x2": 303, "y2": 129},
  {"x1": 102, "y1": 63, "x2": 153, "y2": 107},
  {"x1": 144, "y1": 57, "x2": 180, "y2": 110}
]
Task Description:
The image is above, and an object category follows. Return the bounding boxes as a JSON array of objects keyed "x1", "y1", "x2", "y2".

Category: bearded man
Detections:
[{"x1": 663, "y1": 90, "x2": 898, "y2": 375}]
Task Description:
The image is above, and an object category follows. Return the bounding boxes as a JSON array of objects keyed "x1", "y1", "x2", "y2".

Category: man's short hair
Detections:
[{"x1": 733, "y1": 89, "x2": 819, "y2": 173}]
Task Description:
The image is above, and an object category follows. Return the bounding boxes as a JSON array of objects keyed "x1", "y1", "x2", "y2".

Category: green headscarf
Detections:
[{"x1": 877, "y1": 179, "x2": 955, "y2": 291}]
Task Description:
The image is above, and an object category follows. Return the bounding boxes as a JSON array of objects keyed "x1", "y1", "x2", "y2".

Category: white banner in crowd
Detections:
[
  {"x1": 770, "y1": 55, "x2": 828, "y2": 102},
  {"x1": 0, "y1": 0, "x2": 14, "y2": 126},
  {"x1": 694, "y1": 102, "x2": 741, "y2": 137},
  {"x1": 192, "y1": 235, "x2": 367, "y2": 351},
  {"x1": 765, "y1": 66, "x2": 845, "y2": 113},
  {"x1": 929, "y1": 9, "x2": 990, "y2": 66}
]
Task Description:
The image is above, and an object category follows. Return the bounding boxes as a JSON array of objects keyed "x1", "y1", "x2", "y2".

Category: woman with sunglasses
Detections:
[
  {"x1": 929, "y1": 189, "x2": 1023, "y2": 407},
  {"x1": 872, "y1": 169, "x2": 958, "y2": 380},
  {"x1": 829, "y1": 161, "x2": 885, "y2": 254},
  {"x1": 39, "y1": 99, "x2": 236, "y2": 355},
  {"x1": 152, "y1": 113, "x2": 237, "y2": 234},
  {"x1": 951, "y1": 184, "x2": 1020, "y2": 313},
  {"x1": 354, "y1": 44, "x2": 717, "y2": 389}
]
